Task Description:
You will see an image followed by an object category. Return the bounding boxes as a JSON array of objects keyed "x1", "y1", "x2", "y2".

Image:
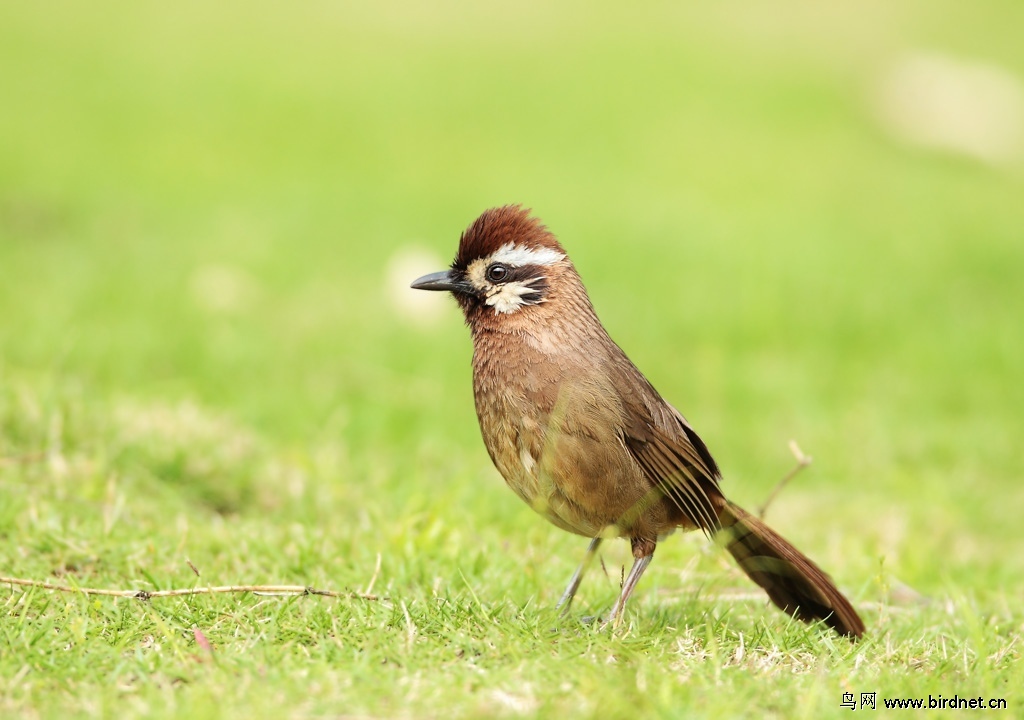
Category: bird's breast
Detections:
[{"x1": 470, "y1": 335, "x2": 660, "y2": 538}]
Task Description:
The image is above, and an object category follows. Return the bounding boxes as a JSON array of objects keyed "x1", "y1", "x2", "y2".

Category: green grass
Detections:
[{"x1": 2, "y1": 1, "x2": 1023, "y2": 717}]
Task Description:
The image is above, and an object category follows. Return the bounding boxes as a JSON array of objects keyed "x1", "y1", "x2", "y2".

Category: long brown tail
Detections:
[{"x1": 718, "y1": 502, "x2": 865, "y2": 639}]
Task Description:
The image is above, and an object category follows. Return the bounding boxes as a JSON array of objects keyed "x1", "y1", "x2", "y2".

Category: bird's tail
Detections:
[{"x1": 718, "y1": 502, "x2": 865, "y2": 638}]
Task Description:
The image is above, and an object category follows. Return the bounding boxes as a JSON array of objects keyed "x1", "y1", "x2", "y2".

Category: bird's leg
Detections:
[
  {"x1": 556, "y1": 537, "x2": 602, "y2": 614},
  {"x1": 606, "y1": 538, "x2": 656, "y2": 627}
]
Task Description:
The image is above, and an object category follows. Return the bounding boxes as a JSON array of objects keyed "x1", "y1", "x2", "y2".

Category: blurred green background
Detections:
[{"x1": 2, "y1": 1, "x2": 1022, "y2": 717}]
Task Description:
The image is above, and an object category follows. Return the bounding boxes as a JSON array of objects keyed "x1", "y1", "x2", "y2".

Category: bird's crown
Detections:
[{"x1": 454, "y1": 205, "x2": 567, "y2": 270}]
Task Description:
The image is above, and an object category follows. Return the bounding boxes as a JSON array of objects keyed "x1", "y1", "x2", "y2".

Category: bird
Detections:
[{"x1": 411, "y1": 205, "x2": 865, "y2": 638}]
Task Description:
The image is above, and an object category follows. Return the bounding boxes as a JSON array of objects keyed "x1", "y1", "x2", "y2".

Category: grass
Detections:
[{"x1": 2, "y1": 1, "x2": 1023, "y2": 717}]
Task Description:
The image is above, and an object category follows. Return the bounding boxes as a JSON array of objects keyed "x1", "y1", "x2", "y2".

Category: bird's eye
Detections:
[{"x1": 486, "y1": 263, "x2": 509, "y2": 283}]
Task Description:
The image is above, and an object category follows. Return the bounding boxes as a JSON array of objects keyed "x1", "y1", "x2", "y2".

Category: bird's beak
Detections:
[{"x1": 410, "y1": 270, "x2": 473, "y2": 295}]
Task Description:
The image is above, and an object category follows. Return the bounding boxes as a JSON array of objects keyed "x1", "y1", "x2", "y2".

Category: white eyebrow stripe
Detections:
[{"x1": 489, "y1": 242, "x2": 564, "y2": 267}]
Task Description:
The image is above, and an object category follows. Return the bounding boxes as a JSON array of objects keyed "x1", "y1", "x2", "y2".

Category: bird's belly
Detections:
[
  {"x1": 479, "y1": 410, "x2": 654, "y2": 539},
  {"x1": 497, "y1": 450, "x2": 605, "y2": 537}
]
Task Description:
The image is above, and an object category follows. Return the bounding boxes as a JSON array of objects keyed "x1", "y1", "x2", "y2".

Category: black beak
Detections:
[{"x1": 410, "y1": 270, "x2": 473, "y2": 294}]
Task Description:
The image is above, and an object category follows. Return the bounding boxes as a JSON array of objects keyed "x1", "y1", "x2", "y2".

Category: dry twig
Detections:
[
  {"x1": 0, "y1": 452, "x2": 46, "y2": 467},
  {"x1": 757, "y1": 440, "x2": 813, "y2": 519},
  {"x1": 0, "y1": 575, "x2": 383, "y2": 602}
]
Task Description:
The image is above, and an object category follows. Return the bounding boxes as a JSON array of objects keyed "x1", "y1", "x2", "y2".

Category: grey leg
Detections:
[
  {"x1": 606, "y1": 541, "x2": 655, "y2": 627},
  {"x1": 556, "y1": 537, "x2": 602, "y2": 614}
]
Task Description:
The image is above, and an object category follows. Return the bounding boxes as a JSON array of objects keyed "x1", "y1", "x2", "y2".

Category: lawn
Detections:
[{"x1": 2, "y1": 2, "x2": 1022, "y2": 718}]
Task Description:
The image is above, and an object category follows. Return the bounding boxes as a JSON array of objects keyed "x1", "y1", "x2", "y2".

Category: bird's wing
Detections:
[{"x1": 614, "y1": 361, "x2": 724, "y2": 536}]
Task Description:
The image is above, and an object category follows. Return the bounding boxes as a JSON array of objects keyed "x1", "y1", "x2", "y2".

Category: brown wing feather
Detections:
[{"x1": 610, "y1": 353, "x2": 725, "y2": 536}]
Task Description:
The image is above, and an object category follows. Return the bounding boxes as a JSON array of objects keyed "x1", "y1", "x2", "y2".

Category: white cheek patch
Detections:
[
  {"x1": 485, "y1": 281, "x2": 543, "y2": 313},
  {"x1": 489, "y1": 242, "x2": 564, "y2": 267}
]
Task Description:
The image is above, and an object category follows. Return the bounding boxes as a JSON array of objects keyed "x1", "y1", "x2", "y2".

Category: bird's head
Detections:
[{"x1": 412, "y1": 206, "x2": 580, "y2": 330}]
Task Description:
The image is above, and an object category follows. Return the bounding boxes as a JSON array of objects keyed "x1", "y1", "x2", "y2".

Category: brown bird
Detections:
[{"x1": 411, "y1": 205, "x2": 864, "y2": 638}]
